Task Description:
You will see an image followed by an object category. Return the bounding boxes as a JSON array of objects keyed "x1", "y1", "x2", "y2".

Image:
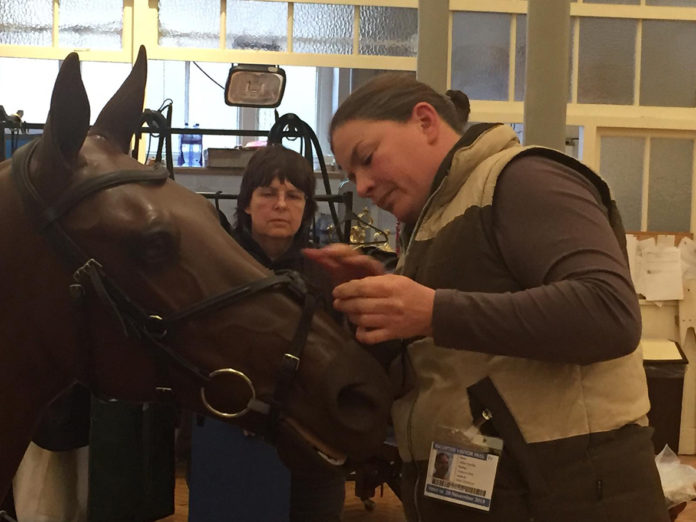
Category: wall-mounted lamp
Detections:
[{"x1": 224, "y1": 64, "x2": 286, "y2": 108}]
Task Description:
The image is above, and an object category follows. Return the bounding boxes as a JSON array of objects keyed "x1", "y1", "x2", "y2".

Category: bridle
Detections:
[{"x1": 10, "y1": 138, "x2": 317, "y2": 435}]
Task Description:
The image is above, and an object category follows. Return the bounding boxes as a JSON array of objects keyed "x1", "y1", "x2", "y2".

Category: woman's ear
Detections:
[
  {"x1": 411, "y1": 102, "x2": 440, "y2": 144},
  {"x1": 244, "y1": 206, "x2": 251, "y2": 215}
]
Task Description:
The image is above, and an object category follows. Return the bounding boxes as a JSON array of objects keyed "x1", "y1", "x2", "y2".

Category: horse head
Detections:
[{"x1": 0, "y1": 47, "x2": 392, "y2": 499}]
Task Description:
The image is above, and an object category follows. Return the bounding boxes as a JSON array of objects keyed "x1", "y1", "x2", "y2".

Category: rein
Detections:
[{"x1": 10, "y1": 139, "x2": 317, "y2": 435}]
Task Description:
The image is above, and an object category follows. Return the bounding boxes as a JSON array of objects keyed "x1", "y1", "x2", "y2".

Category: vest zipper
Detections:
[
  {"x1": 401, "y1": 180, "x2": 448, "y2": 522},
  {"x1": 406, "y1": 382, "x2": 423, "y2": 522},
  {"x1": 402, "y1": 177, "x2": 447, "y2": 256}
]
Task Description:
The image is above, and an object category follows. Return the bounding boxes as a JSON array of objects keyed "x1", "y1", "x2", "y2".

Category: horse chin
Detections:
[{"x1": 278, "y1": 417, "x2": 347, "y2": 469}]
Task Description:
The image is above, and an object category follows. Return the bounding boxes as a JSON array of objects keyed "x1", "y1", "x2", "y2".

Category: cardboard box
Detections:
[{"x1": 204, "y1": 148, "x2": 257, "y2": 168}]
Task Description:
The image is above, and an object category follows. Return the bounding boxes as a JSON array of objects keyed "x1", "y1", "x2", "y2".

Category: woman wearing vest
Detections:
[
  {"x1": 306, "y1": 73, "x2": 669, "y2": 522},
  {"x1": 189, "y1": 144, "x2": 345, "y2": 522}
]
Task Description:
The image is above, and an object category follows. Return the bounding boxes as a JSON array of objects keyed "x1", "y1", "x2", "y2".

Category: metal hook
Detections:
[{"x1": 214, "y1": 190, "x2": 222, "y2": 212}]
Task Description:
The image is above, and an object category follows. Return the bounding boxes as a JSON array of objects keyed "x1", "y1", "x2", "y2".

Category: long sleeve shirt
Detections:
[{"x1": 432, "y1": 155, "x2": 641, "y2": 365}]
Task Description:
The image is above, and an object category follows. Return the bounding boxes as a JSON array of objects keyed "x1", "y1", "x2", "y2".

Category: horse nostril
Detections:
[{"x1": 336, "y1": 384, "x2": 379, "y2": 432}]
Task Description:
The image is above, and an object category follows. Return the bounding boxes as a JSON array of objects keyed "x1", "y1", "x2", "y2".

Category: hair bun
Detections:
[{"x1": 445, "y1": 89, "x2": 471, "y2": 125}]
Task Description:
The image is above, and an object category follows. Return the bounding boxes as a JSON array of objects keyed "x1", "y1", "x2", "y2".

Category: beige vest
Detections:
[{"x1": 391, "y1": 125, "x2": 649, "y2": 463}]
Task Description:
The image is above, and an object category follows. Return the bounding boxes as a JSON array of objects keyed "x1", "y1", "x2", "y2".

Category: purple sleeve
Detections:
[{"x1": 431, "y1": 155, "x2": 641, "y2": 364}]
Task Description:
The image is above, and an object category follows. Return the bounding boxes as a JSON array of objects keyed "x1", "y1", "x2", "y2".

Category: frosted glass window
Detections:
[
  {"x1": 59, "y1": 0, "x2": 122, "y2": 49},
  {"x1": 359, "y1": 6, "x2": 417, "y2": 57},
  {"x1": 515, "y1": 15, "x2": 526, "y2": 102},
  {"x1": 584, "y1": 0, "x2": 639, "y2": 4},
  {"x1": 226, "y1": 0, "x2": 287, "y2": 52},
  {"x1": 515, "y1": 15, "x2": 574, "y2": 102},
  {"x1": 648, "y1": 139, "x2": 693, "y2": 232},
  {"x1": 0, "y1": 58, "x2": 58, "y2": 123},
  {"x1": 599, "y1": 136, "x2": 644, "y2": 231},
  {"x1": 647, "y1": 0, "x2": 696, "y2": 5},
  {"x1": 158, "y1": 0, "x2": 219, "y2": 48},
  {"x1": 81, "y1": 62, "x2": 132, "y2": 124},
  {"x1": 578, "y1": 18, "x2": 635, "y2": 105},
  {"x1": 451, "y1": 12, "x2": 509, "y2": 101},
  {"x1": 294, "y1": 3, "x2": 352, "y2": 54},
  {"x1": 0, "y1": 0, "x2": 53, "y2": 46},
  {"x1": 641, "y1": 21, "x2": 696, "y2": 108}
]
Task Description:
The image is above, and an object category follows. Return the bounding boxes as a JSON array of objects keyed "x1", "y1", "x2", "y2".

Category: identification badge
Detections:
[{"x1": 423, "y1": 423, "x2": 503, "y2": 512}]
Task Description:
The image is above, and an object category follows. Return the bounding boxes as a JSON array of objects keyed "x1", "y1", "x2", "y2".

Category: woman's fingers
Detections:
[
  {"x1": 355, "y1": 326, "x2": 392, "y2": 345},
  {"x1": 334, "y1": 294, "x2": 398, "y2": 315},
  {"x1": 332, "y1": 275, "x2": 435, "y2": 343},
  {"x1": 305, "y1": 252, "x2": 436, "y2": 343},
  {"x1": 303, "y1": 244, "x2": 385, "y2": 284}
]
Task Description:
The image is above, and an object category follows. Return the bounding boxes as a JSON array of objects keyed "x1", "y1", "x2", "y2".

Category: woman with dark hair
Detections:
[
  {"x1": 189, "y1": 144, "x2": 345, "y2": 522},
  {"x1": 306, "y1": 73, "x2": 669, "y2": 521},
  {"x1": 232, "y1": 144, "x2": 317, "y2": 268}
]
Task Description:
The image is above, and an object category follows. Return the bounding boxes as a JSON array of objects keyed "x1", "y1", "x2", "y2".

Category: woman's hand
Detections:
[
  {"x1": 303, "y1": 243, "x2": 385, "y2": 285},
  {"x1": 332, "y1": 274, "x2": 435, "y2": 344}
]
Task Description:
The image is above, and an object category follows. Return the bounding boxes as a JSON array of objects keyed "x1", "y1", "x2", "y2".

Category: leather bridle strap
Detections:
[
  {"x1": 267, "y1": 291, "x2": 317, "y2": 440},
  {"x1": 12, "y1": 139, "x2": 170, "y2": 228},
  {"x1": 154, "y1": 271, "x2": 306, "y2": 326},
  {"x1": 11, "y1": 139, "x2": 169, "y2": 270},
  {"x1": 40, "y1": 168, "x2": 171, "y2": 227},
  {"x1": 73, "y1": 258, "x2": 312, "y2": 388}
]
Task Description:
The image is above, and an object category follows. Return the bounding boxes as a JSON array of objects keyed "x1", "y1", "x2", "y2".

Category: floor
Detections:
[
  {"x1": 159, "y1": 466, "x2": 406, "y2": 522},
  {"x1": 159, "y1": 457, "x2": 696, "y2": 522}
]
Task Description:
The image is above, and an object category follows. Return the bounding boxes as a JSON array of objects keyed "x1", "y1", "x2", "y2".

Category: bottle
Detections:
[
  {"x1": 178, "y1": 123, "x2": 202, "y2": 167},
  {"x1": 178, "y1": 122, "x2": 190, "y2": 166},
  {"x1": 190, "y1": 123, "x2": 202, "y2": 167}
]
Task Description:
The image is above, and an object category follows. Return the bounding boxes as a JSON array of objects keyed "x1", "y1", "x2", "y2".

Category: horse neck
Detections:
[{"x1": 0, "y1": 164, "x2": 76, "y2": 500}]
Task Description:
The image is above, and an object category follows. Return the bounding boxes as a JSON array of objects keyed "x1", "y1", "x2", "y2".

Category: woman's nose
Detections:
[
  {"x1": 273, "y1": 194, "x2": 289, "y2": 207},
  {"x1": 354, "y1": 171, "x2": 373, "y2": 198}
]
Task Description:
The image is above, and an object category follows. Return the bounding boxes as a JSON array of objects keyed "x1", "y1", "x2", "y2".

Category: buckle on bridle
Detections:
[
  {"x1": 282, "y1": 353, "x2": 301, "y2": 371},
  {"x1": 276, "y1": 269, "x2": 308, "y2": 300},
  {"x1": 72, "y1": 258, "x2": 103, "y2": 283},
  {"x1": 144, "y1": 314, "x2": 168, "y2": 339},
  {"x1": 69, "y1": 283, "x2": 85, "y2": 300}
]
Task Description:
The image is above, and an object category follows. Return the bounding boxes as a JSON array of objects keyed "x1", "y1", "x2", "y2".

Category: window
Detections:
[
  {"x1": 599, "y1": 132, "x2": 696, "y2": 232},
  {"x1": 0, "y1": 58, "x2": 58, "y2": 122},
  {"x1": 82, "y1": 61, "x2": 133, "y2": 122}
]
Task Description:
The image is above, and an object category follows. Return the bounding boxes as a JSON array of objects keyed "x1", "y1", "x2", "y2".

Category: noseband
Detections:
[{"x1": 10, "y1": 139, "x2": 317, "y2": 436}]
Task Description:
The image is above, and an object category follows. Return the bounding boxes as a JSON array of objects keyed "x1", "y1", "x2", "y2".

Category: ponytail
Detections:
[{"x1": 445, "y1": 89, "x2": 471, "y2": 129}]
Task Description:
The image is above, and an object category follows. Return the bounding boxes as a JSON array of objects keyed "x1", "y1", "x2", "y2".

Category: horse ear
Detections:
[
  {"x1": 91, "y1": 45, "x2": 147, "y2": 154},
  {"x1": 33, "y1": 52, "x2": 91, "y2": 191}
]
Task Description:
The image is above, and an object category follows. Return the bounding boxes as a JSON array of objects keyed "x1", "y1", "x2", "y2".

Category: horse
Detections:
[{"x1": 0, "y1": 46, "x2": 392, "y2": 504}]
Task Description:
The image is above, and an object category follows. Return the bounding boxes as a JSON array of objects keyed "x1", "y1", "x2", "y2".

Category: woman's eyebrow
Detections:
[{"x1": 350, "y1": 140, "x2": 368, "y2": 167}]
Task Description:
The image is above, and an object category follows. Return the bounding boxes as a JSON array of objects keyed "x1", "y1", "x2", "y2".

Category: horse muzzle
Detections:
[{"x1": 290, "y1": 339, "x2": 394, "y2": 463}]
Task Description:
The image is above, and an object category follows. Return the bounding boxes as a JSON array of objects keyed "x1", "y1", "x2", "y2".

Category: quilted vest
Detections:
[{"x1": 391, "y1": 124, "x2": 649, "y2": 463}]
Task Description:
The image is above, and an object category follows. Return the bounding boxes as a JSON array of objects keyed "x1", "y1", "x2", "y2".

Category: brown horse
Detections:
[{"x1": 0, "y1": 47, "x2": 392, "y2": 503}]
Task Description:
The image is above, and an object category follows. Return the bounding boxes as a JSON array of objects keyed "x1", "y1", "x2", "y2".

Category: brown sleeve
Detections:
[{"x1": 431, "y1": 155, "x2": 641, "y2": 364}]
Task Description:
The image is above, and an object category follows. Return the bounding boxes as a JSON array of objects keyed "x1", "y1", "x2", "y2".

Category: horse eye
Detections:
[{"x1": 133, "y1": 228, "x2": 179, "y2": 267}]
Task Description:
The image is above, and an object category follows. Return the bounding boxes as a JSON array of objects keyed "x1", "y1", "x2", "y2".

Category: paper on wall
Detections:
[
  {"x1": 640, "y1": 246, "x2": 683, "y2": 301},
  {"x1": 678, "y1": 236, "x2": 696, "y2": 281},
  {"x1": 626, "y1": 235, "x2": 684, "y2": 301}
]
